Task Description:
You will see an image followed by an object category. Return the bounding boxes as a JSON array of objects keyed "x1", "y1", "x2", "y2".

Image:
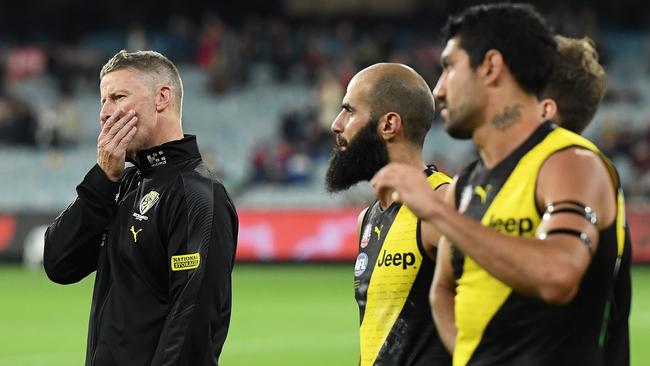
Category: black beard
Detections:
[{"x1": 325, "y1": 118, "x2": 389, "y2": 193}]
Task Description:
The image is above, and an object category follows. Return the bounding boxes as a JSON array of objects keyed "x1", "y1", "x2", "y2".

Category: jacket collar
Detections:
[{"x1": 128, "y1": 135, "x2": 200, "y2": 173}]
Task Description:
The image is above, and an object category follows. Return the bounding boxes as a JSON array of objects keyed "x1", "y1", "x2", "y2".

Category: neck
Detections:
[
  {"x1": 472, "y1": 92, "x2": 544, "y2": 169},
  {"x1": 379, "y1": 143, "x2": 426, "y2": 209},
  {"x1": 148, "y1": 115, "x2": 184, "y2": 148}
]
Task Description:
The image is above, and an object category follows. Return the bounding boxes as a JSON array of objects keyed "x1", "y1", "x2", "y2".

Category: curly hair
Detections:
[{"x1": 542, "y1": 35, "x2": 606, "y2": 133}]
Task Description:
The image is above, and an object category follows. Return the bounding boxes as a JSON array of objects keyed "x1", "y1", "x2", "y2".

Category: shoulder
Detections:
[
  {"x1": 170, "y1": 162, "x2": 236, "y2": 214},
  {"x1": 539, "y1": 147, "x2": 611, "y2": 186},
  {"x1": 178, "y1": 162, "x2": 226, "y2": 196},
  {"x1": 537, "y1": 146, "x2": 617, "y2": 226}
]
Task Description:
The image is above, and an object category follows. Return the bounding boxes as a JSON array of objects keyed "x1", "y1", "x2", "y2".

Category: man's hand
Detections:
[
  {"x1": 97, "y1": 109, "x2": 137, "y2": 182},
  {"x1": 370, "y1": 163, "x2": 442, "y2": 220}
]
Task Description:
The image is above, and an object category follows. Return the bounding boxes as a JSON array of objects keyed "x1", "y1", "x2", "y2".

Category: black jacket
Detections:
[{"x1": 44, "y1": 135, "x2": 238, "y2": 366}]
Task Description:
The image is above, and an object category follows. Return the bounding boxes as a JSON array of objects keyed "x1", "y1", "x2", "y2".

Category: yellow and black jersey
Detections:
[
  {"x1": 354, "y1": 165, "x2": 452, "y2": 366},
  {"x1": 451, "y1": 122, "x2": 631, "y2": 366}
]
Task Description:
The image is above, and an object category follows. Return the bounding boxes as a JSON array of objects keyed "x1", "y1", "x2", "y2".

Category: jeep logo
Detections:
[
  {"x1": 377, "y1": 250, "x2": 416, "y2": 269},
  {"x1": 488, "y1": 215, "x2": 534, "y2": 236}
]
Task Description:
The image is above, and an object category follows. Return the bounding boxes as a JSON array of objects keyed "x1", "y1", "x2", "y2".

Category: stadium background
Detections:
[{"x1": 0, "y1": 0, "x2": 649, "y2": 365}]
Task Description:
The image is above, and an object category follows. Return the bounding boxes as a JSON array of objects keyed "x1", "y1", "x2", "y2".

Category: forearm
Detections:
[
  {"x1": 44, "y1": 164, "x2": 118, "y2": 284},
  {"x1": 432, "y1": 283, "x2": 456, "y2": 353}
]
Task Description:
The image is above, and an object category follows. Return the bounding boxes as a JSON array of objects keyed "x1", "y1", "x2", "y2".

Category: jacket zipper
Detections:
[{"x1": 91, "y1": 170, "x2": 141, "y2": 365}]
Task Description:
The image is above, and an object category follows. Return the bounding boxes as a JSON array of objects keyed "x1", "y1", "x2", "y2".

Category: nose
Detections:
[
  {"x1": 432, "y1": 72, "x2": 447, "y2": 102},
  {"x1": 331, "y1": 110, "x2": 345, "y2": 134},
  {"x1": 100, "y1": 102, "x2": 115, "y2": 125}
]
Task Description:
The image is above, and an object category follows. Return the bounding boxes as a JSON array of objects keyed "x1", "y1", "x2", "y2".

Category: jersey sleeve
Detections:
[
  {"x1": 151, "y1": 176, "x2": 238, "y2": 366},
  {"x1": 43, "y1": 164, "x2": 120, "y2": 284}
]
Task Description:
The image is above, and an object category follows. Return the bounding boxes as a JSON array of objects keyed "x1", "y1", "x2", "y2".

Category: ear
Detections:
[
  {"x1": 155, "y1": 85, "x2": 173, "y2": 113},
  {"x1": 539, "y1": 98, "x2": 558, "y2": 121},
  {"x1": 480, "y1": 49, "x2": 505, "y2": 87},
  {"x1": 379, "y1": 112, "x2": 402, "y2": 141}
]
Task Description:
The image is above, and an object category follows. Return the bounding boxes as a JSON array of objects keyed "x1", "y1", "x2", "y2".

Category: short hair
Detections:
[
  {"x1": 442, "y1": 3, "x2": 556, "y2": 97},
  {"x1": 368, "y1": 70, "x2": 435, "y2": 147},
  {"x1": 100, "y1": 50, "x2": 183, "y2": 113},
  {"x1": 541, "y1": 35, "x2": 606, "y2": 133}
]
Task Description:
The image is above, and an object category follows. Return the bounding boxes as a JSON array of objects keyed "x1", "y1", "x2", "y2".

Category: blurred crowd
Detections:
[
  {"x1": 598, "y1": 116, "x2": 650, "y2": 199},
  {"x1": 0, "y1": 9, "x2": 648, "y2": 199}
]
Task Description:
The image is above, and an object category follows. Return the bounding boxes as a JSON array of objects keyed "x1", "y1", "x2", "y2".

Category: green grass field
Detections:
[{"x1": 0, "y1": 264, "x2": 648, "y2": 365}]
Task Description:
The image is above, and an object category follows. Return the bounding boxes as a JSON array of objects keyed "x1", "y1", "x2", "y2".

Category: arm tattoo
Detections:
[{"x1": 492, "y1": 104, "x2": 522, "y2": 131}]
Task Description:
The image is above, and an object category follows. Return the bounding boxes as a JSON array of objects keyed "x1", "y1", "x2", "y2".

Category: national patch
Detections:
[{"x1": 171, "y1": 253, "x2": 201, "y2": 271}]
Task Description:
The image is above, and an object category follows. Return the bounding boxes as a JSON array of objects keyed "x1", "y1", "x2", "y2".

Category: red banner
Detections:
[
  {"x1": 628, "y1": 204, "x2": 650, "y2": 263},
  {"x1": 0, "y1": 206, "x2": 648, "y2": 263},
  {"x1": 235, "y1": 206, "x2": 650, "y2": 262},
  {"x1": 6, "y1": 47, "x2": 47, "y2": 79},
  {"x1": 236, "y1": 209, "x2": 360, "y2": 261}
]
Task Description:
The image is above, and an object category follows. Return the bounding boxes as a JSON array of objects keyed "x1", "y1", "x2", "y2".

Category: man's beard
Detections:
[{"x1": 325, "y1": 118, "x2": 389, "y2": 193}]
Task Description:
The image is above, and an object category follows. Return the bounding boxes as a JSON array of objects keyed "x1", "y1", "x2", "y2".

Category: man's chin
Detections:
[{"x1": 444, "y1": 120, "x2": 473, "y2": 140}]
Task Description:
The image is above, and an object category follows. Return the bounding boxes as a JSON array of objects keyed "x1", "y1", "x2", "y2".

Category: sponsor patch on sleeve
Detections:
[{"x1": 171, "y1": 253, "x2": 201, "y2": 271}]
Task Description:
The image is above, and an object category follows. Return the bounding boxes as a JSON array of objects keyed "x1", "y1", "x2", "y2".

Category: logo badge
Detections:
[
  {"x1": 130, "y1": 226, "x2": 142, "y2": 243},
  {"x1": 374, "y1": 225, "x2": 383, "y2": 240},
  {"x1": 171, "y1": 253, "x2": 201, "y2": 271},
  {"x1": 139, "y1": 191, "x2": 160, "y2": 215},
  {"x1": 473, "y1": 184, "x2": 492, "y2": 204},
  {"x1": 360, "y1": 225, "x2": 372, "y2": 248},
  {"x1": 354, "y1": 252, "x2": 369, "y2": 277},
  {"x1": 146, "y1": 151, "x2": 167, "y2": 167}
]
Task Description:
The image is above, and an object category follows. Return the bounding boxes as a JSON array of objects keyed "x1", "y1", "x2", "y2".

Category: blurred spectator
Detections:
[
  {"x1": 0, "y1": 95, "x2": 37, "y2": 146},
  {"x1": 38, "y1": 88, "x2": 81, "y2": 148},
  {"x1": 316, "y1": 68, "x2": 344, "y2": 130},
  {"x1": 165, "y1": 15, "x2": 197, "y2": 65},
  {"x1": 126, "y1": 24, "x2": 148, "y2": 52},
  {"x1": 269, "y1": 19, "x2": 293, "y2": 82},
  {"x1": 0, "y1": 6, "x2": 648, "y2": 201}
]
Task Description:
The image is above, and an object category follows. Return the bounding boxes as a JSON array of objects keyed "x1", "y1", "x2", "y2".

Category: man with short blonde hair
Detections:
[
  {"x1": 100, "y1": 49, "x2": 184, "y2": 115},
  {"x1": 45, "y1": 49, "x2": 238, "y2": 366}
]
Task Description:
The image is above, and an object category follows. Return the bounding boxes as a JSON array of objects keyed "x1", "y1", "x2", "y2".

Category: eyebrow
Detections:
[
  {"x1": 100, "y1": 90, "x2": 129, "y2": 104},
  {"x1": 342, "y1": 102, "x2": 354, "y2": 112}
]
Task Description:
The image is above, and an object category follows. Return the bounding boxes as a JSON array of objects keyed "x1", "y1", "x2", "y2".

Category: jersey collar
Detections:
[{"x1": 129, "y1": 135, "x2": 201, "y2": 172}]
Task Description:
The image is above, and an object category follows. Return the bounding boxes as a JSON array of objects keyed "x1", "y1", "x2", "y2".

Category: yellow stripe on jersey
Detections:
[
  {"x1": 616, "y1": 190, "x2": 626, "y2": 257},
  {"x1": 359, "y1": 170, "x2": 449, "y2": 366},
  {"x1": 360, "y1": 206, "x2": 422, "y2": 366},
  {"x1": 454, "y1": 127, "x2": 613, "y2": 366}
]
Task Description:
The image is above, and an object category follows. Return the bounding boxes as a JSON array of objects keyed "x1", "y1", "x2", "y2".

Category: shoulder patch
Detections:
[{"x1": 171, "y1": 253, "x2": 201, "y2": 271}]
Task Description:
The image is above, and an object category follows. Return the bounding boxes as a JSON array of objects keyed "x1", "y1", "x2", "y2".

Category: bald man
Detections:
[{"x1": 326, "y1": 63, "x2": 452, "y2": 366}]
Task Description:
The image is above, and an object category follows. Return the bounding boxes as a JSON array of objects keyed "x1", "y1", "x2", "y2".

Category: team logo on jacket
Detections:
[
  {"x1": 133, "y1": 191, "x2": 160, "y2": 221},
  {"x1": 354, "y1": 252, "x2": 369, "y2": 277},
  {"x1": 140, "y1": 191, "x2": 160, "y2": 215}
]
